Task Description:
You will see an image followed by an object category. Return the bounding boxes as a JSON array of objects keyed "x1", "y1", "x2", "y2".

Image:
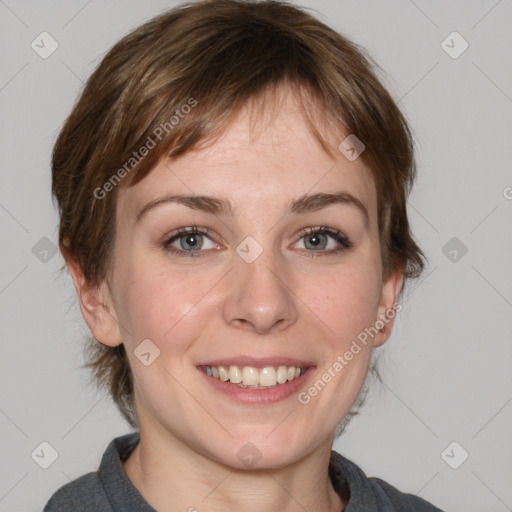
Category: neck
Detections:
[{"x1": 122, "y1": 428, "x2": 345, "y2": 512}]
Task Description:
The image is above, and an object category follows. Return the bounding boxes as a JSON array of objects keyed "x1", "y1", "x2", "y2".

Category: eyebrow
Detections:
[{"x1": 135, "y1": 191, "x2": 369, "y2": 228}]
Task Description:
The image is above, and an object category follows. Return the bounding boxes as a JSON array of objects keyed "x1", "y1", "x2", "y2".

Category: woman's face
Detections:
[{"x1": 99, "y1": 88, "x2": 401, "y2": 468}]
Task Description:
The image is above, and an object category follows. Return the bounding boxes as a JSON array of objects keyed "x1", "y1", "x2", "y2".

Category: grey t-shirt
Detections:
[{"x1": 43, "y1": 432, "x2": 443, "y2": 511}]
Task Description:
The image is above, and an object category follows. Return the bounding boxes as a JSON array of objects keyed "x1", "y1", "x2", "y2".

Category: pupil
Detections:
[
  {"x1": 307, "y1": 233, "x2": 325, "y2": 250},
  {"x1": 183, "y1": 233, "x2": 201, "y2": 249}
]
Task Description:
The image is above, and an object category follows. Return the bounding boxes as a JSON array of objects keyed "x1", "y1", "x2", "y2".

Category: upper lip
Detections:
[{"x1": 197, "y1": 356, "x2": 316, "y2": 368}]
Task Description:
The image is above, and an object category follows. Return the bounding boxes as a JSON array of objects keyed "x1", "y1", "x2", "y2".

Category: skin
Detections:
[{"x1": 66, "y1": 85, "x2": 403, "y2": 512}]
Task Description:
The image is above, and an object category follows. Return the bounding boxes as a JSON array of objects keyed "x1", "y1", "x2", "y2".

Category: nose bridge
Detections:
[{"x1": 222, "y1": 234, "x2": 298, "y2": 333}]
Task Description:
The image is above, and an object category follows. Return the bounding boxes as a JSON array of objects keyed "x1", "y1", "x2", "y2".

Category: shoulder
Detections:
[
  {"x1": 329, "y1": 450, "x2": 444, "y2": 511},
  {"x1": 43, "y1": 472, "x2": 111, "y2": 512},
  {"x1": 367, "y1": 476, "x2": 443, "y2": 511},
  {"x1": 43, "y1": 432, "x2": 140, "y2": 512}
]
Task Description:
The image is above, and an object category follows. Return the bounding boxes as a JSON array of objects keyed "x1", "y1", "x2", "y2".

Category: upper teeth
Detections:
[{"x1": 200, "y1": 365, "x2": 305, "y2": 388}]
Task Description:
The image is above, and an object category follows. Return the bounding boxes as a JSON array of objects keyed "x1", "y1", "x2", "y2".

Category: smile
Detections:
[{"x1": 198, "y1": 364, "x2": 307, "y2": 389}]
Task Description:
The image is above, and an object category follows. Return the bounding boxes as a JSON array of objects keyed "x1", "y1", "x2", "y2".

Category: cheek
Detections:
[
  {"x1": 114, "y1": 260, "x2": 216, "y2": 352},
  {"x1": 310, "y1": 264, "x2": 382, "y2": 349}
]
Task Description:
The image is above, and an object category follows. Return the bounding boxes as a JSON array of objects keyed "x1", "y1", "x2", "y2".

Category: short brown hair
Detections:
[{"x1": 52, "y1": 0, "x2": 426, "y2": 428}]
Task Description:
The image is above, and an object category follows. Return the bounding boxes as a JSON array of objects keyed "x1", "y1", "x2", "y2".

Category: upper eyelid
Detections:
[{"x1": 163, "y1": 226, "x2": 220, "y2": 246}]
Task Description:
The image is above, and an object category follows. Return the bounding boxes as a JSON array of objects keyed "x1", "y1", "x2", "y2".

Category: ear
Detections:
[
  {"x1": 63, "y1": 248, "x2": 123, "y2": 348},
  {"x1": 373, "y1": 268, "x2": 404, "y2": 348}
]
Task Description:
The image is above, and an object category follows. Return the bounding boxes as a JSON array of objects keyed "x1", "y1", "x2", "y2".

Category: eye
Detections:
[
  {"x1": 293, "y1": 226, "x2": 353, "y2": 256},
  {"x1": 162, "y1": 226, "x2": 220, "y2": 257},
  {"x1": 162, "y1": 225, "x2": 353, "y2": 258}
]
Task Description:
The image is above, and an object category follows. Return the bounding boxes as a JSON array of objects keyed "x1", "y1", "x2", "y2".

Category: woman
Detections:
[{"x1": 44, "y1": 0, "x2": 442, "y2": 510}]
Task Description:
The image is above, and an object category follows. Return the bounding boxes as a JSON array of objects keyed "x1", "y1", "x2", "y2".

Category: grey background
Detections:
[{"x1": 1, "y1": 1, "x2": 511, "y2": 510}]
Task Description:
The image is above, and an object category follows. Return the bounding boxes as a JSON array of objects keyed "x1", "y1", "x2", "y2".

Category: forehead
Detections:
[{"x1": 118, "y1": 86, "x2": 377, "y2": 224}]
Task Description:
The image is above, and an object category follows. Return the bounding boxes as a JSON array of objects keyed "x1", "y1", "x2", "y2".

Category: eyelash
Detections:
[{"x1": 162, "y1": 225, "x2": 353, "y2": 258}]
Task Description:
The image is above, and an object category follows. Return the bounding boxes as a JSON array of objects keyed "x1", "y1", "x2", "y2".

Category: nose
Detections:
[{"x1": 222, "y1": 243, "x2": 298, "y2": 335}]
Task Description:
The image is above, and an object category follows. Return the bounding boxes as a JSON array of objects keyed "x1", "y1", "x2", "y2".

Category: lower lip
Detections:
[{"x1": 197, "y1": 367, "x2": 316, "y2": 405}]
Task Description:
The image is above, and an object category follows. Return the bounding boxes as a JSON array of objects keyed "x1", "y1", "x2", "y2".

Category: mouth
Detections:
[{"x1": 198, "y1": 364, "x2": 308, "y2": 389}]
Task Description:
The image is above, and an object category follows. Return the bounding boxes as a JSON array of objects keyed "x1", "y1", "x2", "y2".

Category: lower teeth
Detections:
[
  {"x1": 231, "y1": 382, "x2": 280, "y2": 389},
  {"x1": 225, "y1": 371, "x2": 305, "y2": 389}
]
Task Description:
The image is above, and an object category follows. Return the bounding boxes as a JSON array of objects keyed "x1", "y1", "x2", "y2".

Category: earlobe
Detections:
[
  {"x1": 374, "y1": 269, "x2": 404, "y2": 347},
  {"x1": 63, "y1": 249, "x2": 123, "y2": 348}
]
